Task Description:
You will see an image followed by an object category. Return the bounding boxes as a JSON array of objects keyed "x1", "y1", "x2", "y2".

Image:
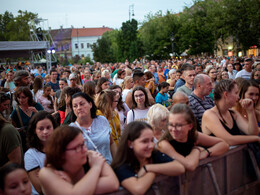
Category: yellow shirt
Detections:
[{"x1": 96, "y1": 110, "x2": 121, "y2": 145}]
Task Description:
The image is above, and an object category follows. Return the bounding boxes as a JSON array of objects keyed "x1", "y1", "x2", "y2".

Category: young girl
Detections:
[
  {"x1": 39, "y1": 125, "x2": 119, "y2": 195},
  {"x1": 155, "y1": 81, "x2": 172, "y2": 107},
  {"x1": 111, "y1": 121, "x2": 185, "y2": 195},
  {"x1": 37, "y1": 85, "x2": 54, "y2": 113},
  {"x1": 158, "y1": 104, "x2": 229, "y2": 171},
  {"x1": 24, "y1": 111, "x2": 57, "y2": 195},
  {"x1": 0, "y1": 163, "x2": 32, "y2": 195},
  {"x1": 127, "y1": 86, "x2": 151, "y2": 124}
]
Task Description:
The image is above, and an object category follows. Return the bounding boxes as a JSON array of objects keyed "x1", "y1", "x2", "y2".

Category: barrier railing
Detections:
[{"x1": 108, "y1": 145, "x2": 260, "y2": 195}]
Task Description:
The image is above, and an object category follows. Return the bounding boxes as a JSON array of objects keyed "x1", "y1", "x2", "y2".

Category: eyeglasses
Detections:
[
  {"x1": 169, "y1": 123, "x2": 190, "y2": 131},
  {"x1": 134, "y1": 94, "x2": 145, "y2": 98},
  {"x1": 66, "y1": 142, "x2": 86, "y2": 153}
]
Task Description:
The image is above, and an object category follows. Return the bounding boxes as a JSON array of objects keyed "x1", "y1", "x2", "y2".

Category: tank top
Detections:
[
  {"x1": 219, "y1": 110, "x2": 241, "y2": 135},
  {"x1": 169, "y1": 139, "x2": 195, "y2": 157}
]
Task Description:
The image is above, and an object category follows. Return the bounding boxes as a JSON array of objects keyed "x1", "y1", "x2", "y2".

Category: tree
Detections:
[
  {"x1": 117, "y1": 19, "x2": 143, "y2": 62},
  {"x1": 0, "y1": 10, "x2": 38, "y2": 41}
]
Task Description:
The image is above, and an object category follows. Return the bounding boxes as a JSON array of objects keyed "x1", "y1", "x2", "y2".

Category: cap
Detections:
[{"x1": 69, "y1": 73, "x2": 77, "y2": 80}]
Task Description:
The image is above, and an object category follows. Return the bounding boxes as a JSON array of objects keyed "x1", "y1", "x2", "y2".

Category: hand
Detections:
[
  {"x1": 65, "y1": 95, "x2": 71, "y2": 106},
  {"x1": 137, "y1": 166, "x2": 147, "y2": 178},
  {"x1": 28, "y1": 107, "x2": 38, "y2": 113},
  {"x1": 87, "y1": 151, "x2": 105, "y2": 168},
  {"x1": 146, "y1": 81, "x2": 153, "y2": 90},
  {"x1": 240, "y1": 98, "x2": 254, "y2": 111}
]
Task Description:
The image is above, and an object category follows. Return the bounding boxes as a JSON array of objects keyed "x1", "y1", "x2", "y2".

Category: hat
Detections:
[{"x1": 69, "y1": 73, "x2": 77, "y2": 80}]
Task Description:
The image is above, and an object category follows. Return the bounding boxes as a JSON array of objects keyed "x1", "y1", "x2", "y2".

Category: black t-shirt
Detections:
[
  {"x1": 169, "y1": 139, "x2": 195, "y2": 157},
  {"x1": 114, "y1": 151, "x2": 173, "y2": 183}
]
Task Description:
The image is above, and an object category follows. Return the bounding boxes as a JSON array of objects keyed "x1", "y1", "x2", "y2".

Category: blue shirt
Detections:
[
  {"x1": 155, "y1": 92, "x2": 170, "y2": 107},
  {"x1": 47, "y1": 81, "x2": 60, "y2": 92}
]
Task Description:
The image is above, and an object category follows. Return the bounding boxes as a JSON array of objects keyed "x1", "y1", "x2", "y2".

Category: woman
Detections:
[
  {"x1": 121, "y1": 76, "x2": 134, "y2": 102},
  {"x1": 147, "y1": 104, "x2": 169, "y2": 143},
  {"x1": 109, "y1": 85, "x2": 130, "y2": 132},
  {"x1": 39, "y1": 125, "x2": 119, "y2": 195},
  {"x1": 24, "y1": 111, "x2": 57, "y2": 195},
  {"x1": 234, "y1": 80, "x2": 260, "y2": 124},
  {"x1": 32, "y1": 76, "x2": 43, "y2": 102},
  {"x1": 4, "y1": 70, "x2": 15, "y2": 91},
  {"x1": 11, "y1": 87, "x2": 44, "y2": 151},
  {"x1": 0, "y1": 114, "x2": 23, "y2": 167},
  {"x1": 37, "y1": 85, "x2": 54, "y2": 113},
  {"x1": 70, "y1": 92, "x2": 116, "y2": 164},
  {"x1": 92, "y1": 70, "x2": 101, "y2": 84},
  {"x1": 158, "y1": 104, "x2": 229, "y2": 171},
  {"x1": 219, "y1": 70, "x2": 229, "y2": 80},
  {"x1": 0, "y1": 92, "x2": 11, "y2": 119},
  {"x1": 83, "y1": 81, "x2": 96, "y2": 100},
  {"x1": 0, "y1": 163, "x2": 31, "y2": 195},
  {"x1": 95, "y1": 89, "x2": 121, "y2": 146},
  {"x1": 202, "y1": 79, "x2": 260, "y2": 146},
  {"x1": 251, "y1": 68, "x2": 260, "y2": 81},
  {"x1": 96, "y1": 77, "x2": 110, "y2": 94},
  {"x1": 144, "y1": 71, "x2": 155, "y2": 97},
  {"x1": 111, "y1": 121, "x2": 185, "y2": 195},
  {"x1": 114, "y1": 69, "x2": 126, "y2": 86},
  {"x1": 101, "y1": 69, "x2": 113, "y2": 85},
  {"x1": 206, "y1": 67, "x2": 218, "y2": 100},
  {"x1": 127, "y1": 86, "x2": 151, "y2": 124},
  {"x1": 167, "y1": 69, "x2": 177, "y2": 97}
]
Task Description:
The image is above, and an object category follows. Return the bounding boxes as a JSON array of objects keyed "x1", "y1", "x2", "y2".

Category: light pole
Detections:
[
  {"x1": 129, "y1": 4, "x2": 134, "y2": 21},
  {"x1": 171, "y1": 33, "x2": 175, "y2": 58}
]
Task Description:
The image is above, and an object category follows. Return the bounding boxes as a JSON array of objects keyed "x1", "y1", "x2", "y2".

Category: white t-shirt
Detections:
[
  {"x1": 235, "y1": 69, "x2": 251, "y2": 80},
  {"x1": 24, "y1": 148, "x2": 45, "y2": 195},
  {"x1": 122, "y1": 89, "x2": 131, "y2": 102},
  {"x1": 127, "y1": 107, "x2": 150, "y2": 124},
  {"x1": 70, "y1": 116, "x2": 113, "y2": 164},
  {"x1": 116, "y1": 103, "x2": 130, "y2": 132}
]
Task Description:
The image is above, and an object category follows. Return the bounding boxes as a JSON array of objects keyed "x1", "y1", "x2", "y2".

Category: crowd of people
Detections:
[{"x1": 0, "y1": 56, "x2": 260, "y2": 195}]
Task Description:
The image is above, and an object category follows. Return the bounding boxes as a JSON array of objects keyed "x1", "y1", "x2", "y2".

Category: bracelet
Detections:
[
  {"x1": 204, "y1": 148, "x2": 211, "y2": 157},
  {"x1": 143, "y1": 165, "x2": 148, "y2": 173},
  {"x1": 193, "y1": 146, "x2": 201, "y2": 153}
]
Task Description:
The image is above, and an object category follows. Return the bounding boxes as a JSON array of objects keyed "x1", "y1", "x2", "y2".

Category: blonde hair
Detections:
[
  {"x1": 95, "y1": 89, "x2": 116, "y2": 120},
  {"x1": 121, "y1": 76, "x2": 132, "y2": 89},
  {"x1": 147, "y1": 104, "x2": 169, "y2": 128}
]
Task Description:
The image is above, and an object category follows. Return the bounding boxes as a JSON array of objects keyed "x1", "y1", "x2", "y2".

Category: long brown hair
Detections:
[{"x1": 158, "y1": 104, "x2": 198, "y2": 144}]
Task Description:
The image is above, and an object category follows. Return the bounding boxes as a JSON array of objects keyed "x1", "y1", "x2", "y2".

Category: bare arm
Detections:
[
  {"x1": 110, "y1": 134, "x2": 117, "y2": 158},
  {"x1": 157, "y1": 140, "x2": 200, "y2": 171},
  {"x1": 28, "y1": 168, "x2": 42, "y2": 194},
  {"x1": 145, "y1": 88, "x2": 155, "y2": 105},
  {"x1": 196, "y1": 132, "x2": 229, "y2": 159},
  {"x1": 7, "y1": 146, "x2": 22, "y2": 165},
  {"x1": 125, "y1": 92, "x2": 133, "y2": 109},
  {"x1": 145, "y1": 160, "x2": 185, "y2": 176},
  {"x1": 54, "y1": 97, "x2": 58, "y2": 112},
  {"x1": 39, "y1": 151, "x2": 105, "y2": 195},
  {"x1": 202, "y1": 109, "x2": 260, "y2": 146},
  {"x1": 235, "y1": 99, "x2": 258, "y2": 135},
  {"x1": 94, "y1": 163, "x2": 119, "y2": 194},
  {"x1": 120, "y1": 172, "x2": 156, "y2": 195}
]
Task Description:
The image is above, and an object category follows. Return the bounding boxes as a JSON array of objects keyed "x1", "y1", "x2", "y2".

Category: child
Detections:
[{"x1": 155, "y1": 82, "x2": 172, "y2": 107}]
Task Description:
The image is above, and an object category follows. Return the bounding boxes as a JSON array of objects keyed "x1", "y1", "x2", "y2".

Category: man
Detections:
[
  {"x1": 171, "y1": 91, "x2": 189, "y2": 106},
  {"x1": 189, "y1": 74, "x2": 214, "y2": 131},
  {"x1": 194, "y1": 64, "x2": 203, "y2": 75},
  {"x1": 69, "y1": 73, "x2": 80, "y2": 89},
  {"x1": 13, "y1": 70, "x2": 31, "y2": 90},
  {"x1": 174, "y1": 63, "x2": 193, "y2": 92},
  {"x1": 54, "y1": 78, "x2": 68, "y2": 112},
  {"x1": 125, "y1": 70, "x2": 155, "y2": 108},
  {"x1": 148, "y1": 65, "x2": 159, "y2": 86},
  {"x1": 227, "y1": 64, "x2": 236, "y2": 79},
  {"x1": 34, "y1": 65, "x2": 46, "y2": 79},
  {"x1": 176, "y1": 66, "x2": 195, "y2": 96},
  {"x1": 235, "y1": 58, "x2": 254, "y2": 80},
  {"x1": 47, "y1": 69, "x2": 60, "y2": 92}
]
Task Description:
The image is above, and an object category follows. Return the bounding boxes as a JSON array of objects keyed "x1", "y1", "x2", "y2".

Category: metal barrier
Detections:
[{"x1": 108, "y1": 145, "x2": 260, "y2": 195}]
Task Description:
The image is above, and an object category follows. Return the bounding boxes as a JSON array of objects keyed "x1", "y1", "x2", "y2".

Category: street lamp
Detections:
[{"x1": 171, "y1": 33, "x2": 175, "y2": 57}]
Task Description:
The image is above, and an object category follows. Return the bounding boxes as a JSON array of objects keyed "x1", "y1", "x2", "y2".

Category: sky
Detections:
[{"x1": 1, "y1": 0, "x2": 194, "y2": 30}]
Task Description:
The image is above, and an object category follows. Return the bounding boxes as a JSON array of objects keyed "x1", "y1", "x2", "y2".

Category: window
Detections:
[
  {"x1": 75, "y1": 43, "x2": 78, "y2": 49},
  {"x1": 81, "y1": 43, "x2": 84, "y2": 49},
  {"x1": 81, "y1": 54, "x2": 85, "y2": 57},
  {"x1": 87, "y1": 43, "x2": 90, "y2": 48}
]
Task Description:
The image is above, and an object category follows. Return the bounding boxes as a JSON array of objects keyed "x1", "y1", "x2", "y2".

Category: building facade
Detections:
[{"x1": 71, "y1": 27, "x2": 113, "y2": 59}]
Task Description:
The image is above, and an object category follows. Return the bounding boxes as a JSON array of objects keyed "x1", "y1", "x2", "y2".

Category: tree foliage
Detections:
[{"x1": 0, "y1": 10, "x2": 38, "y2": 41}]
